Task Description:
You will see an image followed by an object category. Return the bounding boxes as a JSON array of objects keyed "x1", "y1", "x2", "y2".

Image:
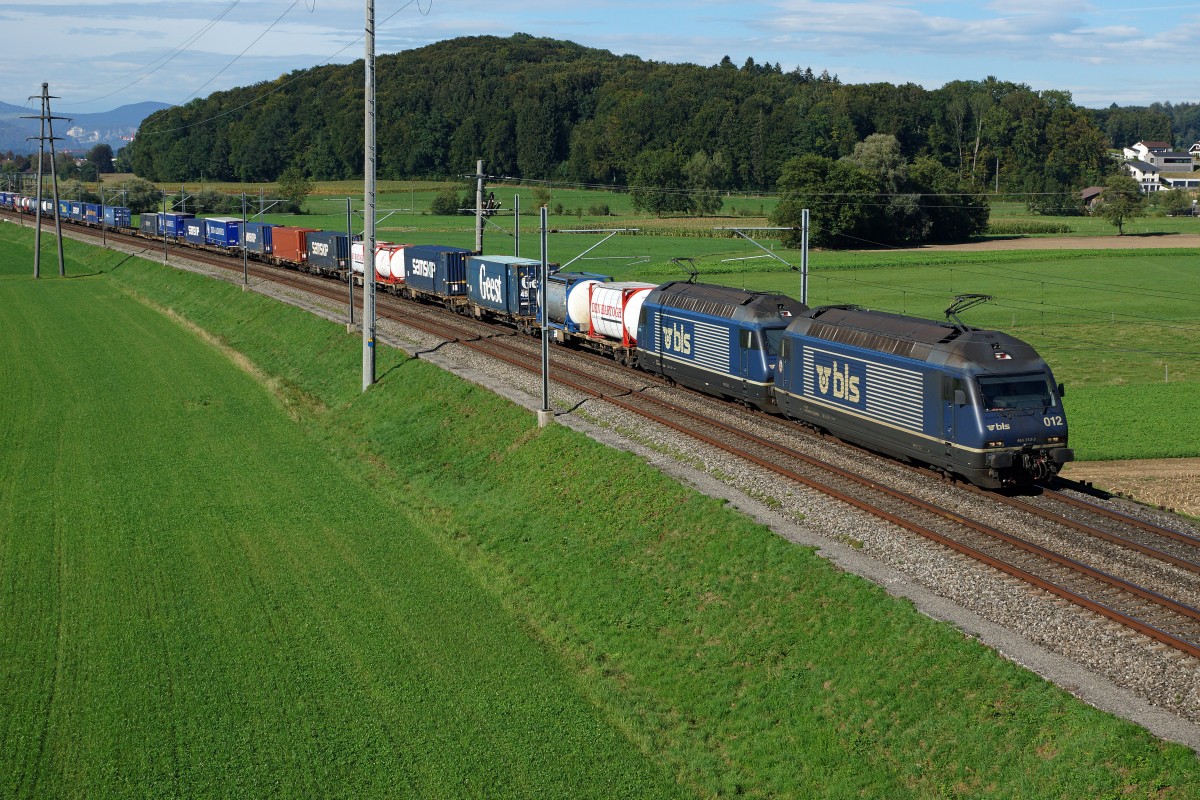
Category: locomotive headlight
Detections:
[
  {"x1": 1045, "y1": 436, "x2": 1063, "y2": 443},
  {"x1": 987, "y1": 440, "x2": 1005, "y2": 448}
]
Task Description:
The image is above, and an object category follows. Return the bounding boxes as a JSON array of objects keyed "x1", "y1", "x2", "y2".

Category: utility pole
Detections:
[
  {"x1": 475, "y1": 159, "x2": 484, "y2": 253},
  {"x1": 514, "y1": 193, "x2": 520, "y2": 257},
  {"x1": 23, "y1": 83, "x2": 68, "y2": 278},
  {"x1": 537, "y1": 205, "x2": 553, "y2": 427},
  {"x1": 241, "y1": 192, "x2": 249, "y2": 288},
  {"x1": 362, "y1": 0, "x2": 377, "y2": 390},
  {"x1": 346, "y1": 197, "x2": 354, "y2": 328}
]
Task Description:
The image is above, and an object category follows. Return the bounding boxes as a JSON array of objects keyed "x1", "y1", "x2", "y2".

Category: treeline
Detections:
[
  {"x1": 1087, "y1": 101, "x2": 1200, "y2": 153},
  {"x1": 127, "y1": 34, "x2": 1116, "y2": 199}
]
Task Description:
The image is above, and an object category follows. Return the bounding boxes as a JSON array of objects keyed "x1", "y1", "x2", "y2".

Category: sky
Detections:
[{"x1": 5, "y1": 0, "x2": 1200, "y2": 115}]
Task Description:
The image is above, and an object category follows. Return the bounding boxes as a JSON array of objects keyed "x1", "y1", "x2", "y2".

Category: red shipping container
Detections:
[{"x1": 272, "y1": 226, "x2": 318, "y2": 266}]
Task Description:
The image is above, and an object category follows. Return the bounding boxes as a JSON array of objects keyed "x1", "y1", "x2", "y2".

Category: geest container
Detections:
[
  {"x1": 183, "y1": 217, "x2": 206, "y2": 245},
  {"x1": 271, "y1": 227, "x2": 317, "y2": 265},
  {"x1": 467, "y1": 255, "x2": 542, "y2": 317},
  {"x1": 205, "y1": 217, "x2": 241, "y2": 248},
  {"x1": 103, "y1": 206, "x2": 132, "y2": 228},
  {"x1": 403, "y1": 245, "x2": 472, "y2": 297},
  {"x1": 161, "y1": 212, "x2": 194, "y2": 238},
  {"x1": 305, "y1": 231, "x2": 350, "y2": 272},
  {"x1": 588, "y1": 282, "x2": 656, "y2": 345},
  {"x1": 243, "y1": 222, "x2": 275, "y2": 254}
]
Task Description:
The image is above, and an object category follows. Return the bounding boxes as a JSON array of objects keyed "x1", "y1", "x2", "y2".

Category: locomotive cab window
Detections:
[
  {"x1": 740, "y1": 329, "x2": 761, "y2": 350},
  {"x1": 977, "y1": 374, "x2": 1056, "y2": 411},
  {"x1": 762, "y1": 328, "x2": 785, "y2": 356}
]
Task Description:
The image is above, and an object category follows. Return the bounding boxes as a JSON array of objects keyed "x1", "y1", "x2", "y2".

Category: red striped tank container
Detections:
[{"x1": 588, "y1": 282, "x2": 656, "y2": 345}]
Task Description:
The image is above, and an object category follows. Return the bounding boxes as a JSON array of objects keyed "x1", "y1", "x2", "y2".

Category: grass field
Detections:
[{"x1": 4, "y1": 223, "x2": 1200, "y2": 796}]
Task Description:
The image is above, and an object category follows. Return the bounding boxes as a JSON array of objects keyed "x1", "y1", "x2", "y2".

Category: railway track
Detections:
[{"x1": 24, "y1": 210, "x2": 1200, "y2": 663}]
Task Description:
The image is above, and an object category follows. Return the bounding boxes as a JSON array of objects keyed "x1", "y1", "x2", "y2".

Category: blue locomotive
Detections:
[
  {"x1": 636, "y1": 280, "x2": 807, "y2": 411},
  {"x1": 772, "y1": 298, "x2": 1073, "y2": 488}
]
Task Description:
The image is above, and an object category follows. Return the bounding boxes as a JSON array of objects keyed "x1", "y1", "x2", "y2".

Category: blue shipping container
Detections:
[
  {"x1": 305, "y1": 231, "x2": 350, "y2": 271},
  {"x1": 139, "y1": 213, "x2": 159, "y2": 236},
  {"x1": 103, "y1": 206, "x2": 132, "y2": 228},
  {"x1": 467, "y1": 256, "x2": 543, "y2": 317},
  {"x1": 404, "y1": 245, "x2": 472, "y2": 297},
  {"x1": 205, "y1": 217, "x2": 241, "y2": 248},
  {"x1": 57, "y1": 199, "x2": 71, "y2": 218},
  {"x1": 183, "y1": 218, "x2": 206, "y2": 245},
  {"x1": 69, "y1": 201, "x2": 84, "y2": 221},
  {"x1": 161, "y1": 213, "x2": 194, "y2": 238},
  {"x1": 83, "y1": 203, "x2": 101, "y2": 225},
  {"x1": 243, "y1": 222, "x2": 275, "y2": 254}
]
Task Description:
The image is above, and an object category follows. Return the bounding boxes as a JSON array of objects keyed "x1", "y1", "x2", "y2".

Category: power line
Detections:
[{"x1": 66, "y1": 1, "x2": 243, "y2": 109}]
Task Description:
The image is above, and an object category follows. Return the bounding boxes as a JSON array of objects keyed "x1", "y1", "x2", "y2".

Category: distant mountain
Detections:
[{"x1": 0, "y1": 100, "x2": 169, "y2": 156}]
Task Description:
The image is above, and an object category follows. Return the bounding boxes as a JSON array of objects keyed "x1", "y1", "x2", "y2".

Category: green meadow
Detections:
[{"x1": 2, "y1": 223, "x2": 1199, "y2": 797}]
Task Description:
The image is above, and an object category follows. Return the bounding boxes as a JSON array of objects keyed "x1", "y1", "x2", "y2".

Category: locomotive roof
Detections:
[
  {"x1": 789, "y1": 305, "x2": 1047, "y2": 371},
  {"x1": 646, "y1": 281, "x2": 807, "y2": 324}
]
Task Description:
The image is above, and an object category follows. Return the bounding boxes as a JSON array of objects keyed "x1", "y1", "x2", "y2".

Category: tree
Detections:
[
  {"x1": 87, "y1": 144, "x2": 115, "y2": 175},
  {"x1": 770, "y1": 153, "x2": 878, "y2": 248},
  {"x1": 629, "y1": 149, "x2": 693, "y2": 216},
  {"x1": 430, "y1": 186, "x2": 464, "y2": 215},
  {"x1": 683, "y1": 151, "x2": 729, "y2": 216},
  {"x1": 120, "y1": 177, "x2": 163, "y2": 213},
  {"x1": 1094, "y1": 174, "x2": 1146, "y2": 234},
  {"x1": 276, "y1": 165, "x2": 313, "y2": 214}
]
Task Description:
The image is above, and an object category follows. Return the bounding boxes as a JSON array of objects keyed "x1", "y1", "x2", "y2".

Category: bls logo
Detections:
[
  {"x1": 815, "y1": 360, "x2": 861, "y2": 404},
  {"x1": 661, "y1": 321, "x2": 692, "y2": 355}
]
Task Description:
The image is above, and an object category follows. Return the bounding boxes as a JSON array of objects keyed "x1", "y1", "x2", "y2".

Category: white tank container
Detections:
[
  {"x1": 388, "y1": 247, "x2": 407, "y2": 281},
  {"x1": 351, "y1": 241, "x2": 397, "y2": 277},
  {"x1": 566, "y1": 279, "x2": 602, "y2": 331},
  {"x1": 590, "y1": 282, "x2": 655, "y2": 344}
]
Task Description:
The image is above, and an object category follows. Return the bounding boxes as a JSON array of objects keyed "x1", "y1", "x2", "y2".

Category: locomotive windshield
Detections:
[
  {"x1": 977, "y1": 374, "x2": 1057, "y2": 411},
  {"x1": 763, "y1": 328, "x2": 786, "y2": 356}
]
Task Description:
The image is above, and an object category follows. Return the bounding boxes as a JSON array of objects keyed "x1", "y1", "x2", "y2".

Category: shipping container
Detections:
[
  {"x1": 351, "y1": 241, "x2": 410, "y2": 285},
  {"x1": 545, "y1": 272, "x2": 613, "y2": 332},
  {"x1": 139, "y1": 213, "x2": 160, "y2": 236},
  {"x1": 57, "y1": 199, "x2": 71, "y2": 218},
  {"x1": 271, "y1": 227, "x2": 317, "y2": 266},
  {"x1": 588, "y1": 282, "x2": 657, "y2": 346},
  {"x1": 83, "y1": 203, "x2": 101, "y2": 225},
  {"x1": 183, "y1": 217, "x2": 206, "y2": 245},
  {"x1": 467, "y1": 255, "x2": 544, "y2": 318},
  {"x1": 161, "y1": 212, "x2": 194, "y2": 238},
  {"x1": 103, "y1": 206, "x2": 132, "y2": 228},
  {"x1": 305, "y1": 231, "x2": 350, "y2": 273},
  {"x1": 204, "y1": 217, "x2": 241, "y2": 248},
  {"x1": 69, "y1": 201, "x2": 84, "y2": 222},
  {"x1": 403, "y1": 245, "x2": 472, "y2": 298},
  {"x1": 243, "y1": 222, "x2": 276, "y2": 254}
]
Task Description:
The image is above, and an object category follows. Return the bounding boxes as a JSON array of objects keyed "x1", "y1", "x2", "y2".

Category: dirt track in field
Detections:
[
  {"x1": 1060, "y1": 460, "x2": 1200, "y2": 518},
  {"x1": 901, "y1": 233, "x2": 1200, "y2": 252}
]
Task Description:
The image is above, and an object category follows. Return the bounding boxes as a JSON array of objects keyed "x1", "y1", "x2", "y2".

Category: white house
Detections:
[{"x1": 1123, "y1": 140, "x2": 1172, "y2": 160}]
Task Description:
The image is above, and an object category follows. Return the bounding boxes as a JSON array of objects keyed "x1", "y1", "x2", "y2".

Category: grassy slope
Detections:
[
  {"x1": 0, "y1": 237, "x2": 684, "y2": 799},
  {"x1": 2, "y1": 224, "x2": 1198, "y2": 797}
]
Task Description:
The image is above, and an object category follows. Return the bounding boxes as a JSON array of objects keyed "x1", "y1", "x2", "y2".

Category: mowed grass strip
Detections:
[
  {"x1": 0, "y1": 243, "x2": 685, "y2": 798},
  {"x1": 3, "y1": 226, "x2": 1199, "y2": 797}
]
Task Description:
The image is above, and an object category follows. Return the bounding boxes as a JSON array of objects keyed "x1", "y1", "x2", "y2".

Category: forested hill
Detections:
[{"x1": 128, "y1": 33, "x2": 1129, "y2": 196}]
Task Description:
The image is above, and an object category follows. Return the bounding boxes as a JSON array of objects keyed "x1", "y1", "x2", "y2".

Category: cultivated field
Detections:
[{"x1": 3, "y1": 223, "x2": 1199, "y2": 796}]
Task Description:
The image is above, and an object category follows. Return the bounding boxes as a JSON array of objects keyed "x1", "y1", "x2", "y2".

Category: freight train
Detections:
[{"x1": 0, "y1": 192, "x2": 1072, "y2": 488}]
